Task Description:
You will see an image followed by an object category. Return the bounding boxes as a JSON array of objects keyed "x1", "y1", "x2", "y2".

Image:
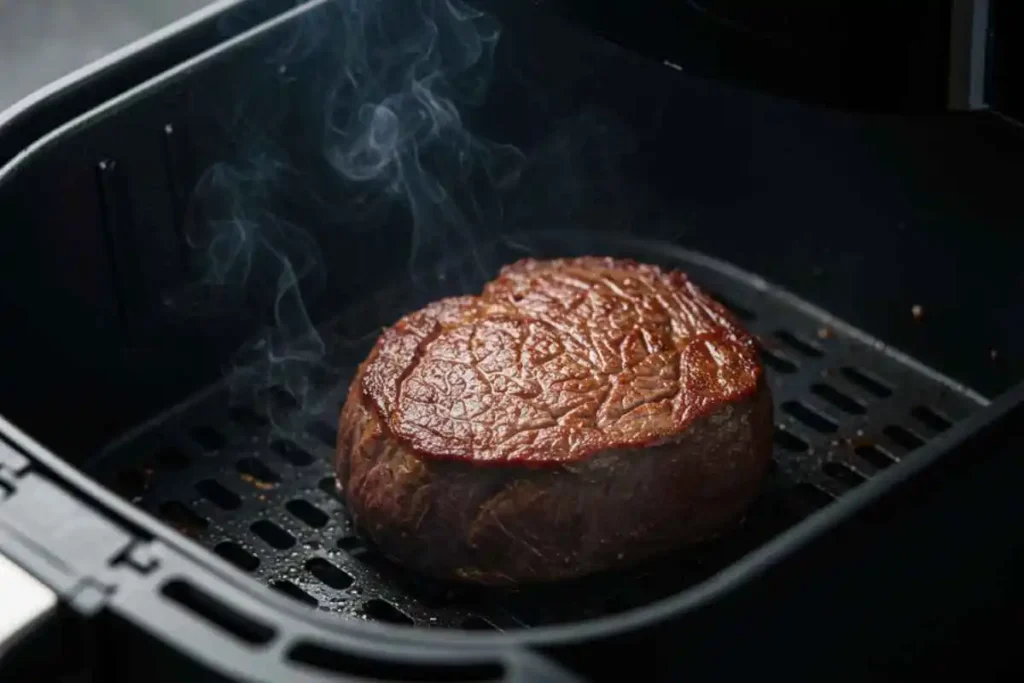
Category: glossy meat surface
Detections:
[{"x1": 360, "y1": 257, "x2": 762, "y2": 464}]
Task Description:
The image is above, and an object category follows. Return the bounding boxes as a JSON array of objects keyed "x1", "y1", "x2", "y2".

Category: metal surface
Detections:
[
  {"x1": 87, "y1": 233, "x2": 985, "y2": 631},
  {"x1": 0, "y1": 552, "x2": 57, "y2": 663}
]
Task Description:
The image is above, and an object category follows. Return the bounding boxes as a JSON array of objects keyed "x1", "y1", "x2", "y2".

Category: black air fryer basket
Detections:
[{"x1": 1, "y1": 1, "x2": 1023, "y2": 681}]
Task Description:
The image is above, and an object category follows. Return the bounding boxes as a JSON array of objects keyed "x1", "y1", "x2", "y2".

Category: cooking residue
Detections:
[{"x1": 241, "y1": 473, "x2": 277, "y2": 490}]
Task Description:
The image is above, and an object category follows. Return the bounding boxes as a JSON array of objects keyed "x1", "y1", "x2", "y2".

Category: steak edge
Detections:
[{"x1": 337, "y1": 257, "x2": 773, "y2": 584}]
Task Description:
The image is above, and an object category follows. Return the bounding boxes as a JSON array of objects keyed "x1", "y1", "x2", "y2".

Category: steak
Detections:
[{"x1": 336, "y1": 257, "x2": 773, "y2": 585}]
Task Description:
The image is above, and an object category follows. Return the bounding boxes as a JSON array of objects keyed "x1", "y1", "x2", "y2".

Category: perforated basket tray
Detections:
[{"x1": 86, "y1": 232, "x2": 986, "y2": 631}]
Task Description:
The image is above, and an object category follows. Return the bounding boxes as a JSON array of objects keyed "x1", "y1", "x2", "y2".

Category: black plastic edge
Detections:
[{"x1": 3, "y1": 431, "x2": 576, "y2": 682}]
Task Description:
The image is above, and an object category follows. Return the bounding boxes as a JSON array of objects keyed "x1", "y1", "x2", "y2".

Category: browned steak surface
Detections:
[{"x1": 337, "y1": 257, "x2": 773, "y2": 584}]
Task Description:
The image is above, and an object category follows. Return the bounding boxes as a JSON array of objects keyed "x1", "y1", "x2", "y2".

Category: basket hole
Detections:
[
  {"x1": 782, "y1": 401, "x2": 838, "y2": 434},
  {"x1": 251, "y1": 520, "x2": 295, "y2": 549},
  {"x1": 214, "y1": 542, "x2": 259, "y2": 571},
  {"x1": 163, "y1": 580, "x2": 274, "y2": 644},
  {"x1": 840, "y1": 367, "x2": 893, "y2": 398},
  {"x1": 350, "y1": 547, "x2": 395, "y2": 574},
  {"x1": 272, "y1": 580, "x2": 318, "y2": 607},
  {"x1": 286, "y1": 499, "x2": 329, "y2": 528},
  {"x1": 272, "y1": 440, "x2": 315, "y2": 467},
  {"x1": 360, "y1": 599, "x2": 413, "y2": 625},
  {"x1": 911, "y1": 405, "x2": 953, "y2": 432},
  {"x1": 318, "y1": 476, "x2": 342, "y2": 501},
  {"x1": 790, "y1": 483, "x2": 834, "y2": 510},
  {"x1": 823, "y1": 462, "x2": 866, "y2": 488},
  {"x1": 190, "y1": 426, "x2": 226, "y2": 452},
  {"x1": 337, "y1": 536, "x2": 363, "y2": 551},
  {"x1": 153, "y1": 444, "x2": 190, "y2": 471},
  {"x1": 288, "y1": 642, "x2": 503, "y2": 681},
  {"x1": 708, "y1": 291, "x2": 755, "y2": 321},
  {"x1": 761, "y1": 348, "x2": 797, "y2": 374},
  {"x1": 196, "y1": 479, "x2": 242, "y2": 510},
  {"x1": 811, "y1": 384, "x2": 866, "y2": 415},
  {"x1": 158, "y1": 501, "x2": 208, "y2": 535},
  {"x1": 855, "y1": 444, "x2": 897, "y2": 469},
  {"x1": 112, "y1": 469, "x2": 146, "y2": 498},
  {"x1": 461, "y1": 616, "x2": 498, "y2": 631},
  {"x1": 228, "y1": 405, "x2": 269, "y2": 428},
  {"x1": 773, "y1": 429, "x2": 809, "y2": 453},
  {"x1": 884, "y1": 425, "x2": 926, "y2": 450},
  {"x1": 306, "y1": 558, "x2": 354, "y2": 589},
  {"x1": 261, "y1": 386, "x2": 300, "y2": 411},
  {"x1": 775, "y1": 330, "x2": 824, "y2": 358},
  {"x1": 308, "y1": 421, "x2": 337, "y2": 447},
  {"x1": 236, "y1": 458, "x2": 281, "y2": 488}
]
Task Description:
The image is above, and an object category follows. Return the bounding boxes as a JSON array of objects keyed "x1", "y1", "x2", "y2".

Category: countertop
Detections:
[{"x1": 0, "y1": 0, "x2": 215, "y2": 113}]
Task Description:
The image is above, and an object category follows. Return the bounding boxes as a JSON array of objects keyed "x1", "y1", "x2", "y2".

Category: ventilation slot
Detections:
[
  {"x1": 306, "y1": 558, "x2": 354, "y2": 589},
  {"x1": 308, "y1": 421, "x2": 337, "y2": 447},
  {"x1": 318, "y1": 477, "x2": 342, "y2": 501},
  {"x1": 272, "y1": 580, "x2": 318, "y2": 607},
  {"x1": 191, "y1": 426, "x2": 226, "y2": 452},
  {"x1": 782, "y1": 401, "x2": 838, "y2": 434},
  {"x1": 251, "y1": 520, "x2": 295, "y2": 549},
  {"x1": 811, "y1": 384, "x2": 866, "y2": 415},
  {"x1": 349, "y1": 548, "x2": 395, "y2": 575},
  {"x1": 775, "y1": 330, "x2": 824, "y2": 358},
  {"x1": 289, "y1": 643, "x2": 504, "y2": 681},
  {"x1": 260, "y1": 386, "x2": 299, "y2": 411},
  {"x1": 228, "y1": 406, "x2": 269, "y2": 428},
  {"x1": 360, "y1": 599, "x2": 413, "y2": 625},
  {"x1": 761, "y1": 348, "x2": 797, "y2": 374},
  {"x1": 337, "y1": 536, "x2": 362, "y2": 551},
  {"x1": 272, "y1": 440, "x2": 314, "y2": 466},
  {"x1": 162, "y1": 580, "x2": 274, "y2": 644},
  {"x1": 214, "y1": 542, "x2": 259, "y2": 571},
  {"x1": 196, "y1": 480, "x2": 242, "y2": 510},
  {"x1": 855, "y1": 444, "x2": 897, "y2": 469},
  {"x1": 822, "y1": 462, "x2": 866, "y2": 488},
  {"x1": 236, "y1": 458, "x2": 281, "y2": 489},
  {"x1": 287, "y1": 499, "x2": 329, "y2": 528},
  {"x1": 911, "y1": 405, "x2": 953, "y2": 432},
  {"x1": 153, "y1": 445, "x2": 190, "y2": 470},
  {"x1": 773, "y1": 429, "x2": 809, "y2": 453},
  {"x1": 840, "y1": 367, "x2": 893, "y2": 398},
  {"x1": 790, "y1": 483, "x2": 834, "y2": 510},
  {"x1": 884, "y1": 425, "x2": 926, "y2": 450},
  {"x1": 707, "y1": 291, "x2": 755, "y2": 321},
  {"x1": 159, "y1": 501, "x2": 208, "y2": 536}
]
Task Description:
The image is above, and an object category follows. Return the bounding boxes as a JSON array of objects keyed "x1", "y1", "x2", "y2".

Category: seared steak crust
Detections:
[{"x1": 337, "y1": 257, "x2": 773, "y2": 584}]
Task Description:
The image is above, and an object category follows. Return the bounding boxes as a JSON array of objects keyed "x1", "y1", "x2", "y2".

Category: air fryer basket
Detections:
[
  {"x1": 87, "y1": 231, "x2": 986, "y2": 630},
  {"x1": 2, "y1": 0, "x2": 1023, "y2": 681}
]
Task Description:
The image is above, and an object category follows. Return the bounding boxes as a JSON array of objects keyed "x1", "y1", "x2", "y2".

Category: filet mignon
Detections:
[{"x1": 336, "y1": 257, "x2": 773, "y2": 585}]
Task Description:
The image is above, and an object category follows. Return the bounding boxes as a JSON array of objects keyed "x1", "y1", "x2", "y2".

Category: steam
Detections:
[
  {"x1": 319, "y1": 0, "x2": 525, "y2": 280},
  {"x1": 178, "y1": 0, "x2": 640, "y2": 443},
  {"x1": 181, "y1": 0, "x2": 527, "y2": 437}
]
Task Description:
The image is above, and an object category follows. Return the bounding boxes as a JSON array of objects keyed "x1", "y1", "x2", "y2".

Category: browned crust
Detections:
[
  {"x1": 337, "y1": 365, "x2": 773, "y2": 584},
  {"x1": 336, "y1": 257, "x2": 773, "y2": 584},
  {"x1": 359, "y1": 257, "x2": 762, "y2": 466}
]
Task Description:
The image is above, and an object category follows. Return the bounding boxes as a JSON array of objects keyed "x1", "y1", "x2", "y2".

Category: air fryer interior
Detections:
[{"x1": 1, "y1": 0, "x2": 1023, "y2": 634}]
